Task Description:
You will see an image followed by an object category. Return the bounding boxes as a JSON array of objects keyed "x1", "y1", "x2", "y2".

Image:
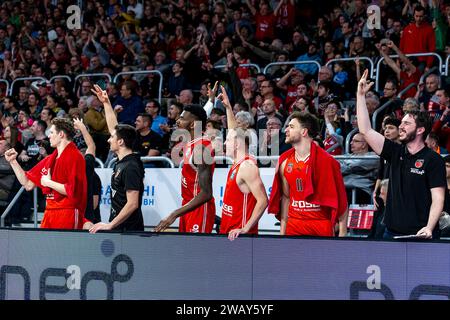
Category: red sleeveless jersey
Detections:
[
  {"x1": 283, "y1": 153, "x2": 331, "y2": 221},
  {"x1": 179, "y1": 137, "x2": 216, "y2": 233},
  {"x1": 181, "y1": 137, "x2": 216, "y2": 202},
  {"x1": 220, "y1": 156, "x2": 258, "y2": 235}
]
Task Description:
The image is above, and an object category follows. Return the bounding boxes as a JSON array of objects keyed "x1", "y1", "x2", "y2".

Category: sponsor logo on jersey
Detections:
[
  {"x1": 181, "y1": 177, "x2": 188, "y2": 188},
  {"x1": 222, "y1": 203, "x2": 233, "y2": 216},
  {"x1": 415, "y1": 159, "x2": 424, "y2": 169},
  {"x1": 410, "y1": 168, "x2": 425, "y2": 175},
  {"x1": 230, "y1": 170, "x2": 236, "y2": 180},
  {"x1": 287, "y1": 163, "x2": 293, "y2": 173},
  {"x1": 291, "y1": 200, "x2": 320, "y2": 209}
]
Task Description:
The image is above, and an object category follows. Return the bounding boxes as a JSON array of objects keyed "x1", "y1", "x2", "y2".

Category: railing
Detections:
[
  {"x1": 418, "y1": 65, "x2": 440, "y2": 85},
  {"x1": 73, "y1": 73, "x2": 112, "y2": 93},
  {"x1": 372, "y1": 99, "x2": 396, "y2": 131},
  {"x1": 0, "y1": 187, "x2": 25, "y2": 227},
  {"x1": 345, "y1": 128, "x2": 359, "y2": 154},
  {"x1": 214, "y1": 63, "x2": 261, "y2": 74},
  {"x1": 375, "y1": 53, "x2": 443, "y2": 92},
  {"x1": 113, "y1": 70, "x2": 164, "y2": 104},
  {"x1": 10, "y1": 77, "x2": 47, "y2": 95},
  {"x1": 446, "y1": 54, "x2": 450, "y2": 76},
  {"x1": 107, "y1": 156, "x2": 175, "y2": 168},
  {"x1": 49, "y1": 75, "x2": 72, "y2": 84},
  {"x1": 263, "y1": 61, "x2": 322, "y2": 81},
  {"x1": 334, "y1": 154, "x2": 380, "y2": 205},
  {"x1": 95, "y1": 157, "x2": 105, "y2": 168},
  {"x1": 326, "y1": 57, "x2": 375, "y2": 79},
  {"x1": 397, "y1": 82, "x2": 417, "y2": 99}
]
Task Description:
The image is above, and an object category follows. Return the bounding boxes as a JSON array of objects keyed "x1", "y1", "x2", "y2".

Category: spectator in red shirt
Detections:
[
  {"x1": 245, "y1": 0, "x2": 277, "y2": 42},
  {"x1": 107, "y1": 32, "x2": 127, "y2": 66},
  {"x1": 399, "y1": 5, "x2": 436, "y2": 69}
]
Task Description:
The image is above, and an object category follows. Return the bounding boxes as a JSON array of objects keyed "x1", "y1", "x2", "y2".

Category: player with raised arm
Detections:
[{"x1": 218, "y1": 86, "x2": 268, "y2": 240}]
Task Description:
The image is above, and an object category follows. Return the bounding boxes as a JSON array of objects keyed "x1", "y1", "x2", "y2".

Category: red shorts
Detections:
[
  {"x1": 179, "y1": 200, "x2": 215, "y2": 233},
  {"x1": 40, "y1": 208, "x2": 84, "y2": 230},
  {"x1": 286, "y1": 218, "x2": 333, "y2": 237}
]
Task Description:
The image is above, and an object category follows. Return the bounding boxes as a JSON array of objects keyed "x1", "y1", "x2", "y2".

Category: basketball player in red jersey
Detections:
[
  {"x1": 268, "y1": 111, "x2": 348, "y2": 236},
  {"x1": 154, "y1": 105, "x2": 216, "y2": 233},
  {"x1": 219, "y1": 87, "x2": 268, "y2": 240}
]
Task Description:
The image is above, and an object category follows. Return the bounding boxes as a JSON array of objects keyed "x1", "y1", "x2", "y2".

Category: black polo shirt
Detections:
[
  {"x1": 381, "y1": 139, "x2": 446, "y2": 235},
  {"x1": 110, "y1": 153, "x2": 144, "y2": 231}
]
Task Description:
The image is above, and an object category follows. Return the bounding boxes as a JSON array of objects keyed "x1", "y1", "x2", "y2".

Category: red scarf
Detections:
[{"x1": 268, "y1": 141, "x2": 347, "y2": 227}]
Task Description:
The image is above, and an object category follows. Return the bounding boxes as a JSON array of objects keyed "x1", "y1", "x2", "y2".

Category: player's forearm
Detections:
[
  {"x1": 109, "y1": 201, "x2": 139, "y2": 229},
  {"x1": 243, "y1": 197, "x2": 268, "y2": 233},
  {"x1": 45, "y1": 180, "x2": 67, "y2": 195},
  {"x1": 280, "y1": 195, "x2": 289, "y2": 235},
  {"x1": 173, "y1": 191, "x2": 213, "y2": 218},
  {"x1": 103, "y1": 101, "x2": 118, "y2": 135},
  {"x1": 356, "y1": 93, "x2": 372, "y2": 134},
  {"x1": 10, "y1": 160, "x2": 32, "y2": 189},
  {"x1": 427, "y1": 198, "x2": 444, "y2": 231},
  {"x1": 338, "y1": 209, "x2": 348, "y2": 237}
]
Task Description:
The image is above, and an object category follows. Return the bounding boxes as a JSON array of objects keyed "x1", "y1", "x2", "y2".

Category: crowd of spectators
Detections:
[{"x1": 1, "y1": 0, "x2": 450, "y2": 223}]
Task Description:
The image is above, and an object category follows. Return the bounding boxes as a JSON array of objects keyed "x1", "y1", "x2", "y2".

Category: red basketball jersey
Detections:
[
  {"x1": 220, "y1": 156, "x2": 258, "y2": 235},
  {"x1": 179, "y1": 137, "x2": 216, "y2": 233},
  {"x1": 283, "y1": 153, "x2": 331, "y2": 221}
]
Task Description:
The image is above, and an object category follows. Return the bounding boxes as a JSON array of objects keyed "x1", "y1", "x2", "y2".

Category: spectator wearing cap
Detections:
[
  {"x1": 113, "y1": 80, "x2": 145, "y2": 126},
  {"x1": 295, "y1": 42, "x2": 322, "y2": 76},
  {"x1": 145, "y1": 99, "x2": 167, "y2": 137}
]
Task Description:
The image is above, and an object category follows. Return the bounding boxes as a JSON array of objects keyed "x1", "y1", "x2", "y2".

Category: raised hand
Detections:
[
  {"x1": 217, "y1": 85, "x2": 232, "y2": 109},
  {"x1": 91, "y1": 84, "x2": 109, "y2": 104},
  {"x1": 357, "y1": 69, "x2": 374, "y2": 96},
  {"x1": 207, "y1": 81, "x2": 219, "y2": 101},
  {"x1": 4, "y1": 148, "x2": 18, "y2": 163},
  {"x1": 73, "y1": 117, "x2": 87, "y2": 132}
]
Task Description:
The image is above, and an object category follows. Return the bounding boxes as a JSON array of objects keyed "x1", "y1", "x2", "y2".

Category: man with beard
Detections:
[
  {"x1": 356, "y1": 70, "x2": 446, "y2": 239},
  {"x1": 267, "y1": 111, "x2": 348, "y2": 236}
]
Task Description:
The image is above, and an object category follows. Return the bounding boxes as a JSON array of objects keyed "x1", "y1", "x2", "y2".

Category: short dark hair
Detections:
[
  {"x1": 35, "y1": 119, "x2": 47, "y2": 131},
  {"x1": 405, "y1": 110, "x2": 432, "y2": 140},
  {"x1": 115, "y1": 124, "x2": 137, "y2": 149},
  {"x1": 51, "y1": 118, "x2": 76, "y2": 140},
  {"x1": 206, "y1": 119, "x2": 222, "y2": 130},
  {"x1": 290, "y1": 111, "x2": 320, "y2": 138},
  {"x1": 384, "y1": 117, "x2": 400, "y2": 128},
  {"x1": 414, "y1": 5, "x2": 426, "y2": 13},
  {"x1": 171, "y1": 102, "x2": 184, "y2": 113},
  {"x1": 137, "y1": 113, "x2": 153, "y2": 124},
  {"x1": 184, "y1": 105, "x2": 207, "y2": 130}
]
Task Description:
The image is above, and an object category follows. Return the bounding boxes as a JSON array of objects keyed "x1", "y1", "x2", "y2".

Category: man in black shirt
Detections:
[
  {"x1": 356, "y1": 70, "x2": 446, "y2": 239},
  {"x1": 133, "y1": 113, "x2": 162, "y2": 158},
  {"x1": 89, "y1": 85, "x2": 145, "y2": 233}
]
